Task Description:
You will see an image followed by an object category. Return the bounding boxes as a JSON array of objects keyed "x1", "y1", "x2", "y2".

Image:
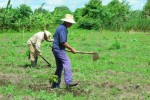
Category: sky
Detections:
[{"x1": 0, "y1": 0, "x2": 147, "y2": 12}]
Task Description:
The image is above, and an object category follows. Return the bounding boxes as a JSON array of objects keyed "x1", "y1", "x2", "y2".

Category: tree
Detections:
[
  {"x1": 84, "y1": 0, "x2": 102, "y2": 18},
  {"x1": 74, "y1": 8, "x2": 85, "y2": 21},
  {"x1": 34, "y1": 3, "x2": 50, "y2": 14},
  {"x1": 143, "y1": 0, "x2": 150, "y2": 18},
  {"x1": 0, "y1": 0, "x2": 12, "y2": 30},
  {"x1": 17, "y1": 4, "x2": 32, "y2": 19},
  {"x1": 33, "y1": 3, "x2": 52, "y2": 30},
  {"x1": 74, "y1": 0, "x2": 103, "y2": 30},
  {"x1": 107, "y1": 0, "x2": 130, "y2": 31},
  {"x1": 6, "y1": 0, "x2": 12, "y2": 9},
  {"x1": 31, "y1": 12, "x2": 52, "y2": 31},
  {"x1": 16, "y1": 4, "x2": 32, "y2": 31},
  {"x1": 51, "y1": 6, "x2": 72, "y2": 25}
]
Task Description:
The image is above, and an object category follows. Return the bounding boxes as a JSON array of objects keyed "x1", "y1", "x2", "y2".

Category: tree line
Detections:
[{"x1": 0, "y1": 0, "x2": 150, "y2": 32}]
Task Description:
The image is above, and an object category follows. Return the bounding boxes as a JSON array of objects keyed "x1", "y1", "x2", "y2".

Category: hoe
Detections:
[
  {"x1": 66, "y1": 50, "x2": 99, "y2": 61},
  {"x1": 49, "y1": 45, "x2": 99, "y2": 61},
  {"x1": 39, "y1": 55, "x2": 51, "y2": 67}
]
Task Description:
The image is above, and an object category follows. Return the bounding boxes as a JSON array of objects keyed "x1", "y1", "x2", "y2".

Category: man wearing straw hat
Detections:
[{"x1": 52, "y1": 14, "x2": 78, "y2": 88}]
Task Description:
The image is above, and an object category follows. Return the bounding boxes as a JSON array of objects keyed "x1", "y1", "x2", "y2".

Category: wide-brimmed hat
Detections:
[
  {"x1": 61, "y1": 14, "x2": 76, "y2": 24},
  {"x1": 44, "y1": 30, "x2": 52, "y2": 41}
]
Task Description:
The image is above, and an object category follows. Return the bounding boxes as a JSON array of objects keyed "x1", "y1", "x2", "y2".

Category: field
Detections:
[{"x1": 0, "y1": 29, "x2": 150, "y2": 100}]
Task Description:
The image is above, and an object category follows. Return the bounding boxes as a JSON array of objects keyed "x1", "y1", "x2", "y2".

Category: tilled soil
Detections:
[{"x1": 0, "y1": 71, "x2": 150, "y2": 99}]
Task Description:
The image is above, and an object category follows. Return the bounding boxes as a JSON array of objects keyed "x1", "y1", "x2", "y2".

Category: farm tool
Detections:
[
  {"x1": 39, "y1": 55, "x2": 51, "y2": 67},
  {"x1": 49, "y1": 45, "x2": 99, "y2": 61},
  {"x1": 66, "y1": 50, "x2": 99, "y2": 61}
]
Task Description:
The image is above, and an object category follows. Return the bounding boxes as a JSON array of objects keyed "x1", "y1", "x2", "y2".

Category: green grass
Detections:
[{"x1": 0, "y1": 29, "x2": 150, "y2": 99}]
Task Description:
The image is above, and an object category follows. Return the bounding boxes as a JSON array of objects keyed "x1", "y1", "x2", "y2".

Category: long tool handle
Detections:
[
  {"x1": 66, "y1": 49, "x2": 95, "y2": 54},
  {"x1": 39, "y1": 55, "x2": 51, "y2": 67},
  {"x1": 50, "y1": 45, "x2": 95, "y2": 54}
]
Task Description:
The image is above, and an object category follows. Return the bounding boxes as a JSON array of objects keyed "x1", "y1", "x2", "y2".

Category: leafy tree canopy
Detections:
[
  {"x1": 17, "y1": 4, "x2": 33, "y2": 18},
  {"x1": 143, "y1": 0, "x2": 150, "y2": 17}
]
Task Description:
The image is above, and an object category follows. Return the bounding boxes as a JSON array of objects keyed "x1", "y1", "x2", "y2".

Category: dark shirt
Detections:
[{"x1": 52, "y1": 24, "x2": 68, "y2": 50}]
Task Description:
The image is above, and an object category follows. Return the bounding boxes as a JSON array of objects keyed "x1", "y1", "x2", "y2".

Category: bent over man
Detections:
[{"x1": 27, "y1": 30, "x2": 53, "y2": 67}]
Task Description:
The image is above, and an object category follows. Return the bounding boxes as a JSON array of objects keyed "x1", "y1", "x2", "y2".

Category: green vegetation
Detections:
[
  {"x1": 0, "y1": 30, "x2": 150, "y2": 99},
  {"x1": 0, "y1": 0, "x2": 150, "y2": 99},
  {"x1": 0, "y1": 0, "x2": 150, "y2": 32}
]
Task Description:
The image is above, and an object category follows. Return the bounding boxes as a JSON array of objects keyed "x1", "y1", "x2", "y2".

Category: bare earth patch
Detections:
[
  {"x1": 0, "y1": 70, "x2": 150, "y2": 99},
  {"x1": 0, "y1": 73, "x2": 23, "y2": 86}
]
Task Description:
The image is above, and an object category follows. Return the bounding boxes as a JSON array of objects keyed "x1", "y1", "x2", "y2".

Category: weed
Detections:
[
  {"x1": 25, "y1": 49, "x2": 30, "y2": 57},
  {"x1": 49, "y1": 75, "x2": 58, "y2": 85},
  {"x1": 110, "y1": 88, "x2": 120, "y2": 95},
  {"x1": 13, "y1": 40, "x2": 17, "y2": 44},
  {"x1": 0, "y1": 30, "x2": 150, "y2": 99},
  {"x1": 148, "y1": 60, "x2": 150, "y2": 65},
  {"x1": 109, "y1": 40, "x2": 121, "y2": 50}
]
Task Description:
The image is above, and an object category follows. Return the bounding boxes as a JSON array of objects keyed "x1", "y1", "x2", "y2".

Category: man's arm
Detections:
[
  {"x1": 62, "y1": 42, "x2": 76, "y2": 54},
  {"x1": 44, "y1": 32, "x2": 54, "y2": 42},
  {"x1": 46, "y1": 39, "x2": 54, "y2": 42}
]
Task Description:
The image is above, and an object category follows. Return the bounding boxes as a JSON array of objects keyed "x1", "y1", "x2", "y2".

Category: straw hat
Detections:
[
  {"x1": 44, "y1": 30, "x2": 52, "y2": 41},
  {"x1": 61, "y1": 14, "x2": 76, "y2": 24}
]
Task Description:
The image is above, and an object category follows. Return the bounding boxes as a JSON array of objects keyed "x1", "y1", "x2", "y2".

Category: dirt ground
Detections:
[{"x1": 0, "y1": 71, "x2": 150, "y2": 99}]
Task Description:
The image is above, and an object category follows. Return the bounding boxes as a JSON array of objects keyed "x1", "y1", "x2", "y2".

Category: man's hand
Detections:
[
  {"x1": 46, "y1": 39, "x2": 54, "y2": 42},
  {"x1": 38, "y1": 51, "x2": 42, "y2": 56},
  {"x1": 62, "y1": 42, "x2": 76, "y2": 54},
  {"x1": 70, "y1": 48, "x2": 76, "y2": 54}
]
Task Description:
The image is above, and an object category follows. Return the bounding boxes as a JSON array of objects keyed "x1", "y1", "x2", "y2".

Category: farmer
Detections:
[
  {"x1": 27, "y1": 30, "x2": 53, "y2": 67},
  {"x1": 51, "y1": 14, "x2": 78, "y2": 88}
]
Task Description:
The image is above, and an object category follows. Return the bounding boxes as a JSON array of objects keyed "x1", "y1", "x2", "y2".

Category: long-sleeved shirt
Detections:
[{"x1": 27, "y1": 31, "x2": 52, "y2": 52}]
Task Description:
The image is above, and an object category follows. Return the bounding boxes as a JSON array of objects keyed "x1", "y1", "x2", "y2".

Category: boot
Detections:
[
  {"x1": 66, "y1": 81, "x2": 78, "y2": 87},
  {"x1": 35, "y1": 57, "x2": 38, "y2": 66},
  {"x1": 31, "y1": 61, "x2": 36, "y2": 68}
]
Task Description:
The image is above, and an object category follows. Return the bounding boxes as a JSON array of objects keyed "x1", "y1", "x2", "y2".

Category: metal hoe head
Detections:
[{"x1": 93, "y1": 53, "x2": 99, "y2": 61}]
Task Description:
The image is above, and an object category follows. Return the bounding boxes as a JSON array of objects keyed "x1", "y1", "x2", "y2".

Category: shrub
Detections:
[
  {"x1": 77, "y1": 18, "x2": 101, "y2": 30},
  {"x1": 109, "y1": 40, "x2": 121, "y2": 50}
]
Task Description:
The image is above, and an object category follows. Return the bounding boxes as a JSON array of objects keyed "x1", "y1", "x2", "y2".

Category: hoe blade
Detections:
[{"x1": 93, "y1": 53, "x2": 99, "y2": 61}]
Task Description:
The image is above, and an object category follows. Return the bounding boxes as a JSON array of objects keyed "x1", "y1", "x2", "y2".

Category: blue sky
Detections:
[{"x1": 0, "y1": 0, "x2": 147, "y2": 12}]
